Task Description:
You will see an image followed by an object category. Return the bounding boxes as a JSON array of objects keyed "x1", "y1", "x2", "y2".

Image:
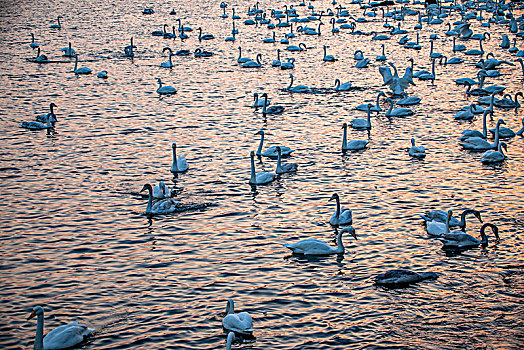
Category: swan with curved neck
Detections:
[
  {"x1": 460, "y1": 109, "x2": 492, "y2": 140},
  {"x1": 35, "y1": 103, "x2": 58, "y2": 124},
  {"x1": 334, "y1": 78, "x2": 351, "y2": 91},
  {"x1": 197, "y1": 27, "x2": 214, "y2": 41},
  {"x1": 287, "y1": 73, "x2": 310, "y2": 93},
  {"x1": 157, "y1": 78, "x2": 177, "y2": 95},
  {"x1": 480, "y1": 142, "x2": 507, "y2": 164},
  {"x1": 140, "y1": 184, "x2": 179, "y2": 215},
  {"x1": 356, "y1": 91, "x2": 385, "y2": 112},
  {"x1": 241, "y1": 53, "x2": 262, "y2": 68},
  {"x1": 439, "y1": 223, "x2": 500, "y2": 250},
  {"x1": 222, "y1": 298, "x2": 253, "y2": 334},
  {"x1": 385, "y1": 98, "x2": 413, "y2": 118},
  {"x1": 28, "y1": 305, "x2": 94, "y2": 350},
  {"x1": 255, "y1": 129, "x2": 293, "y2": 157},
  {"x1": 261, "y1": 94, "x2": 284, "y2": 115},
  {"x1": 161, "y1": 47, "x2": 174, "y2": 68},
  {"x1": 329, "y1": 193, "x2": 352, "y2": 226},
  {"x1": 460, "y1": 119, "x2": 505, "y2": 150},
  {"x1": 171, "y1": 142, "x2": 188, "y2": 172},
  {"x1": 284, "y1": 226, "x2": 357, "y2": 255},
  {"x1": 153, "y1": 180, "x2": 171, "y2": 199},
  {"x1": 30, "y1": 33, "x2": 39, "y2": 48},
  {"x1": 425, "y1": 209, "x2": 482, "y2": 236},
  {"x1": 275, "y1": 146, "x2": 297, "y2": 174},
  {"x1": 249, "y1": 151, "x2": 276, "y2": 185},
  {"x1": 50, "y1": 16, "x2": 62, "y2": 29}
]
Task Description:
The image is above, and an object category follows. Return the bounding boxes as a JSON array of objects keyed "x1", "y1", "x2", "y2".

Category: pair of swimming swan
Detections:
[
  {"x1": 255, "y1": 129, "x2": 293, "y2": 157},
  {"x1": 329, "y1": 193, "x2": 352, "y2": 226},
  {"x1": 141, "y1": 183, "x2": 179, "y2": 215},
  {"x1": 424, "y1": 209, "x2": 482, "y2": 236},
  {"x1": 21, "y1": 104, "x2": 57, "y2": 130},
  {"x1": 284, "y1": 226, "x2": 357, "y2": 255},
  {"x1": 28, "y1": 305, "x2": 94, "y2": 350}
]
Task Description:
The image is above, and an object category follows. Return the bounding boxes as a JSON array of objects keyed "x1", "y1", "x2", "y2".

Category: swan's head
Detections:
[
  {"x1": 497, "y1": 119, "x2": 506, "y2": 126},
  {"x1": 261, "y1": 93, "x2": 269, "y2": 99},
  {"x1": 366, "y1": 103, "x2": 373, "y2": 111},
  {"x1": 250, "y1": 150, "x2": 255, "y2": 158},
  {"x1": 342, "y1": 122, "x2": 347, "y2": 129},
  {"x1": 158, "y1": 78, "x2": 162, "y2": 84},
  {"x1": 140, "y1": 184, "x2": 153, "y2": 193},
  {"x1": 501, "y1": 142, "x2": 508, "y2": 153},
  {"x1": 27, "y1": 306, "x2": 44, "y2": 320},
  {"x1": 50, "y1": 102, "x2": 57, "y2": 109},
  {"x1": 329, "y1": 193, "x2": 339, "y2": 201},
  {"x1": 411, "y1": 138, "x2": 415, "y2": 146},
  {"x1": 447, "y1": 210, "x2": 453, "y2": 221},
  {"x1": 255, "y1": 129, "x2": 264, "y2": 136},
  {"x1": 340, "y1": 226, "x2": 357, "y2": 240},
  {"x1": 481, "y1": 223, "x2": 500, "y2": 241},
  {"x1": 171, "y1": 142, "x2": 177, "y2": 149},
  {"x1": 162, "y1": 47, "x2": 172, "y2": 54}
]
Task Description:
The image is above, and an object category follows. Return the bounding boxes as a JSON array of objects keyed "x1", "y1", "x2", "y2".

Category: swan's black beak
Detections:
[
  {"x1": 476, "y1": 211, "x2": 483, "y2": 223},
  {"x1": 27, "y1": 310, "x2": 37, "y2": 320}
]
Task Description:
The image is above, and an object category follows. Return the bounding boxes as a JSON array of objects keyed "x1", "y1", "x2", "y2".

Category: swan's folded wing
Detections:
[{"x1": 44, "y1": 321, "x2": 93, "y2": 349}]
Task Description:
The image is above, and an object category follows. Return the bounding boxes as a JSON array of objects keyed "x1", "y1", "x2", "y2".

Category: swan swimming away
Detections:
[
  {"x1": 28, "y1": 305, "x2": 94, "y2": 350},
  {"x1": 286, "y1": 73, "x2": 310, "y2": 93},
  {"x1": 284, "y1": 226, "x2": 357, "y2": 255},
  {"x1": 480, "y1": 142, "x2": 507, "y2": 164},
  {"x1": 329, "y1": 193, "x2": 353, "y2": 226},
  {"x1": 21, "y1": 114, "x2": 53, "y2": 130},
  {"x1": 249, "y1": 151, "x2": 276, "y2": 185},
  {"x1": 275, "y1": 146, "x2": 298, "y2": 174},
  {"x1": 396, "y1": 92, "x2": 421, "y2": 106},
  {"x1": 408, "y1": 138, "x2": 426, "y2": 158},
  {"x1": 156, "y1": 78, "x2": 177, "y2": 95},
  {"x1": 439, "y1": 223, "x2": 500, "y2": 250},
  {"x1": 255, "y1": 129, "x2": 293, "y2": 157},
  {"x1": 342, "y1": 123, "x2": 369, "y2": 150},
  {"x1": 375, "y1": 269, "x2": 438, "y2": 288},
  {"x1": 153, "y1": 180, "x2": 171, "y2": 199},
  {"x1": 170, "y1": 142, "x2": 188, "y2": 172},
  {"x1": 61, "y1": 42, "x2": 75, "y2": 57},
  {"x1": 222, "y1": 298, "x2": 253, "y2": 334},
  {"x1": 140, "y1": 183, "x2": 179, "y2": 215}
]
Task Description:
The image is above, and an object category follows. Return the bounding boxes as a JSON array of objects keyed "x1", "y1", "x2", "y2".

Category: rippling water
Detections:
[{"x1": 1, "y1": 0, "x2": 523, "y2": 349}]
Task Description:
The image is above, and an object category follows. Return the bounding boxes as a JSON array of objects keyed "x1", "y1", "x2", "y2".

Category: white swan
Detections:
[
  {"x1": 396, "y1": 92, "x2": 421, "y2": 106},
  {"x1": 480, "y1": 142, "x2": 507, "y2": 164},
  {"x1": 161, "y1": 47, "x2": 174, "y2": 68},
  {"x1": 452, "y1": 37, "x2": 465, "y2": 52},
  {"x1": 30, "y1": 33, "x2": 39, "y2": 48},
  {"x1": 237, "y1": 46, "x2": 252, "y2": 64},
  {"x1": 329, "y1": 193, "x2": 353, "y2": 226},
  {"x1": 253, "y1": 92, "x2": 270, "y2": 107},
  {"x1": 464, "y1": 39, "x2": 484, "y2": 55},
  {"x1": 73, "y1": 54, "x2": 92, "y2": 75},
  {"x1": 420, "y1": 208, "x2": 482, "y2": 230},
  {"x1": 439, "y1": 223, "x2": 500, "y2": 250},
  {"x1": 197, "y1": 27, "x2": 214, "y2": 41},
  {"x1": 460, "y1": 110, "x2": 491, "y2": 140},
  {"x1": 429, "y1": 39, "x2": 443, "y2": 58},
  {"x1": 375, "y1": 44, "x2": 387, "y2": 61},
  {"x1": 275, "y1": 146, "x2": 298, "y2": 174},
  {"x1": 61, "y1": 42, "x2": 76, "y2": 57},
  {"x1": 353, "y1": 50, "x2": 363, "y2": 60},
  {"x1": 241, "y1": 53, "x2": 262, "y2": 68},
  {"x1": 426, "y1": 209, "x2": 454, "y2": 237},
  {"x1": 35, "y1": 103, "x2": 58, "y2": 123},
  {"x1": 453, "y1": 105, "x2": 475, "y2": 120},
  {"x1": 334, "y1": 79, "x2": 351, "y2": 91},
  {"x1": 124, "y1": 37, "x2": 135, "y2": 57},
  {"x1": 323, "y1": 45, "x2": 336, "y2": 62},
  {"x1": 271, "y1": 49, "x2": 281, "y2": 67},
  {"x1": 50, "y1": 16, "x2": 62, "y2": 29},
  {"x1": 35, "y1": 47, "x2": 49, "y2": 63},
  {"x1": 21, "y1": 114, "x2": 53, "y2": 130},
  {"x1": 255, "y1": 129, "x2": 293, "y2": 157},
  {"x1": 356, "y1": 91, "x2": 385, "y2": 112},
  {"x1": 170, "y1": 142, "x2": 188, "y2": 172},
  {"x1": 351, "y1": 104, "x2": 372, "y2": 129},
  {"x1": 284, "y1": 226, "x2": 357, "y2": 255},
  {"x1": 342, "y1": 123, "x2": 369, "y2": 150},
  {"x1": 153, "y1": 180, "x2": 171, "y2": 199},
  {"x1": 249, "y1": 151, "x2": 276, "y2": 185},
  {"x1": 355, "y1": 58, "x2": 370, "y2": 68},
  {"x1": 417, "y1": 58, "x2": 436, "y2": 81},
  {"x1": 280, "y1": 57, "x2": 295, "y2": 70},
  {"x1": 28, "y1": 305, "x2": 94, "y2": 350},
  {"x1": 222, "y1": 298, "x2": 253, "y2": 334},
  {"x1": 263, "y1": 31, "x2": 276, "y2": 43},
  {"x1": 385, "y1": 98, "x2": 413, "y2": 118},
  {"x1": 97, "y1": 71, "x2": 108, "y2": 79},
  {"x1": 460, "y1": 119, "x2": 504, "y2": 150},
  {"x1": 286, "y1": 73, "x2": 310, "y2": 93},
  {"x1": 408, "y1": 138, "x2": 426, "y2": 157},
  {"x1": 140, "y1": 184, "x2": 179, "y2": 215},
  {"x1": 261, "y1": 95, "x2": 284, "y2": 115},
  {"x1": 156, "y1": 78, "x2": 177, "y2": 95},
  {"x1": 285, "y1": 43, "x2": 306, "y2": 52}
]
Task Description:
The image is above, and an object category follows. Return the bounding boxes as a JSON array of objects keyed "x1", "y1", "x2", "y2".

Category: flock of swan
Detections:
[{"x1": 19, "y1": 0, "x2": 524, "y2": 348}]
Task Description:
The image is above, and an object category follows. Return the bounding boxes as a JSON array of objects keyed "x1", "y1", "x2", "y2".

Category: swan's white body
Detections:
[
  {"x1": 170, "y1": 143, "x2": 188, "y2": 172},
  {"x1": 396, "y1": 93, "x2": 421, "y2": 106},
  {"x1": 50, "y1": 16, "x2": 62, "y2": 29},
  {"x1": 153, "y1": 181, "x2": 171, "y2": 199},
  {"x1": 342, "y1": 123, "x2": 369, "y2": 150},
  {"x1": 334, "y1": 79, "x2": 351, "y2": 91},
  {"x1": 249, "y1": 151, "x2": 276, "y2": 185},
  {"x1": 21, "y1": 112, "x2": 52, "y2": 130},
  {"x1": 222, "y1": 298, "x2": 253, "y2": 334},
  {"x1": 286, "y1": 74, "x2": 310, "y2": 93},
  {"x1": 275, "y1": 146, "x2": 297, "y2": 174},
  {"x1": 323, "y1": 45, "x2": 336, "y2": 62},
  {"x1": 355, "y1": 58, "x2": 370, "y2": 68},
  {"x1": 351, "y1": 104, "x2": 372, "y2": 129},
  {"x1": 61, "y1": 42, "x2": 75, "y2": 57},
  {"x1": 35, "y1": 103, "x2": 57, "y2": 123},
  {"x1": 255, "y1": 129, "x2": 293, "y2": 157},
  {"x1": 30, "y1": 33, "x2": 39, "y2": 48},
  {"x1": 280, "y1": 57, "x2": 295, "y2": 70},
  {"x1": 241, "y1": 53, "x2": 262, "y2": 68},
  {"x1": 480, "y1": 142, "x2": 507, "y2": 164},
  {"x1": 385, "y1": 98, "x2": 413, "y2": 117},
  {"x1": 141, "y1": 184, "x2": 179, "y2": 215},
  {"x1": 284, "y1": 226, "x2": 356, "y2": 255},
  {"x1": 28, "y1": 306, "x2": 94, "y2": 350},
  {"x1": 329, "y1": 193, "x2": 353, "y2": 226},
  {"x1": 460, "y1": 119, "x2": 504, "y2": 150},
  {"x1": 35, "y1": 48, "x2": 48, "y2": 63},
  {"x1": 161, "y1": 48, "x2": 174, "y2": 68},
  {"x1": 97, "y1": 71, "x2": 108, "y2": 79},
  {"x1": 237, "y1": 46, "x2": 252, "y2": 63},
  {"x1": 156, "y1": 78, "x2": 177, "y2": 95},
  {"x1": 408, "y1": 138, "x2": 425, "y2": 157},
  {"x1": 439, "y1": 223, "x2": 499, "y2": 250},
  {"x1": 73, "y1": 55, "x2": 92, "y2": 74}
]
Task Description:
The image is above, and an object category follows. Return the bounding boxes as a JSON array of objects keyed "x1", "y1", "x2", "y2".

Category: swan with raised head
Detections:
[
  {"x1": 35, "y1": 103, "x2": 57, "y2": 123},
  {"x1": 385, "y1": 98, "x2": 413, "y2": 118},
  {"x1": 35, "y1": 48, "x2": 48, "y2": 63},
  {"x1": 286, "y1": 73, "x2": 310, "y2": 93},
  {"x1": 61, "y1": 42, "x2": 75, "y2": 57},
  {"x1": 439, "y1": 223, "x2": 500, "y2": 250},
  {"x1": 356, "y1": 92, "x2": 385, "y2": 112},
  {"x1": 28, "y1": 305, "x2": 94, "y2": 350},
  {"x1": 197, "y1": 27, "x2": 214, "y2": 41},
  {"x1": 261, "y1": 95, "x2": 284, "y2": 115},
  {"x1": 124, "y1": 37, "x2": 135, "y2": 57},
  {"x1": 429, "y1": 39, "x2": 443, "y2": 58},
  {"x1": 222, "y1": 298, "x2": 253, "y2": 334},
  {"x1": 284, "y1": 226, "x2": 357, "y2": 255},
  {"x1": 253, "y1": 92, "x2": 270, "y2": 107},
  {"x1": 425, "y1": 209, "x2": 455, "y2": 237},
  {"x1": 241, "y1": 53, "x2": 262, "y2": 68},
  {"x1": 460, "y1": 119, "x2": 504, "y2": 150},
  {"x1": 226, "y1": 332, "x2": 235, "y2": 350},
  {"x1": 351, "y1": 104, "x2": 372, "y2": 129},
  {"x1": 161, "y1": 47, "x2": 174, "y2": 68},
  {"x1": 323, "y1": 45, "x2": 336, "y2": 61},
  {"x1": 329, "y1": 193, "x2": 352, "y2": 226},
  {"x1": 375, "y1": 269, "x2": 438, "y2": 287},
  {"x1": 275, "y1": 146, "x2": 297, "y2": 174},
  {"x1": 237, "y1": 46, "x2": 252, "y2": 64},
  {"x1": 408, "y1": 138, "x2": 425, "y2": 158},
  {"x1": 140, "y1": 184, "x2": 179, "y2": 215},
  {"x1": 375, "y1": 44, "x2": 387, "y2": 61},
  {"x1": 342, "y1": 123, "x2": 369, "y2": 150},
  {"x1": 480, "y1": 142, "x2": 507, "y2": 164},
  {"x1": 255, "y1": 129, "x2": 293, "y2": 157},
  {"x1": 334, "y1": 79, "x2": 351, "y2": 91},
  {"x1": 249, "y1": 151, "x2": 276, "y2": 185},
  {"x1": 420, "y1": 208, "x2": 483, "y2": 230},
  {"x1": 280, "y1": 57, "x2": 295, "y2": 70},
  {"x1": 464, "y1": 39, "x2": 485, "y2": 55},
  {"x1": 156, "y1": 78, "x2": 177, "y2": 95},
  {"x1": 272, "y1": 49, "x2": 281, "y2": 66},
  {"x1": 29, "y1": 33, "x2": 39, "y2": 48},
  {"x1": 170, "y1": 142, "x2": 188, "y2": 172},
  {"x1": 153, "y1": 180, "x2": 171, "y2": 199},
  {"x1": 50, "y1": 16, "x2": 62, "y2": 29},
  {"x1": 460, "y1": 110, "x2": 491, "y2": 140}
]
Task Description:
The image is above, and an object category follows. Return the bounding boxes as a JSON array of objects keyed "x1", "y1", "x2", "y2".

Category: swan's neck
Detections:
[
  {"x1": 431, "y1": 59, "x2": 435, "y2": 76},
  {"x1": 74, "y1": 55, "x2": 78, "y2": 71},
  {"x1": 479, "y1": 225, "x2": 488, "y2": 245},
  {"x1": 386, "y1": 100, "x2": 393, "y2": 116},
  {"x1": 57, "y1": 17, "x2": 61, "y2": 26},
  {"x1": 493, "y1": 123, "x2": 500, "y2": 148},
  {"x1": 323, "y1": 46, "x2": 327, "y2": 57},
  {"x1": 482, "y1": 112, "x2": 488, "y2": 136},
  {"x1": 335, "y1": 196, "x2": 341, "y2": 219},
  {"x1": 366, "y1": 108, "x2": 371, "y2": 125},
  {"x1": 276, "y1": 152, "x2": 282, "y2": 172},
  {"x1": 375, "y1": 93, "x2": 381, "y2": 108},
  {"x1": 226, "y1": 332, "x2": 235, "y2": 350},
  {"x1": 335, "y1": 79, "x2": 340, "y2": 89},
  {"x1": 34, "y1": 313, "x2": 44, "y2": 350},
  {"x1": 335, "y1": 230, "x2": 344, "y2": 253},
  {"x1": 288, "y1": 75, "x2": 294, "y2": 90},
  {"x1": 250, "y1": 155, "x2": 256, "y2": 183},
  {"x1": 342, "y1": 126, "x2": 347, "y2": 148},
  {"x1": 238, "y1": 47, "x2": 242, "y2": 60},
  {"x1": 171, "y1": 147, "x2": 178, "y2": 172},
  {"x1": 430, "y1": 40, "x2": 434, "y2": 54},
  {"x1": 256, "y1": 133, "x2": 264, "y2": 155},
  {"x1": 445, "y1": 214, "x2": 450, "y2": 234},
  {"x1": 169, "y1": 54, "x2": 173, "y2": 65},
  {"x1": 146, "y1": 187, "x2": 153, "y2": 214}
]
